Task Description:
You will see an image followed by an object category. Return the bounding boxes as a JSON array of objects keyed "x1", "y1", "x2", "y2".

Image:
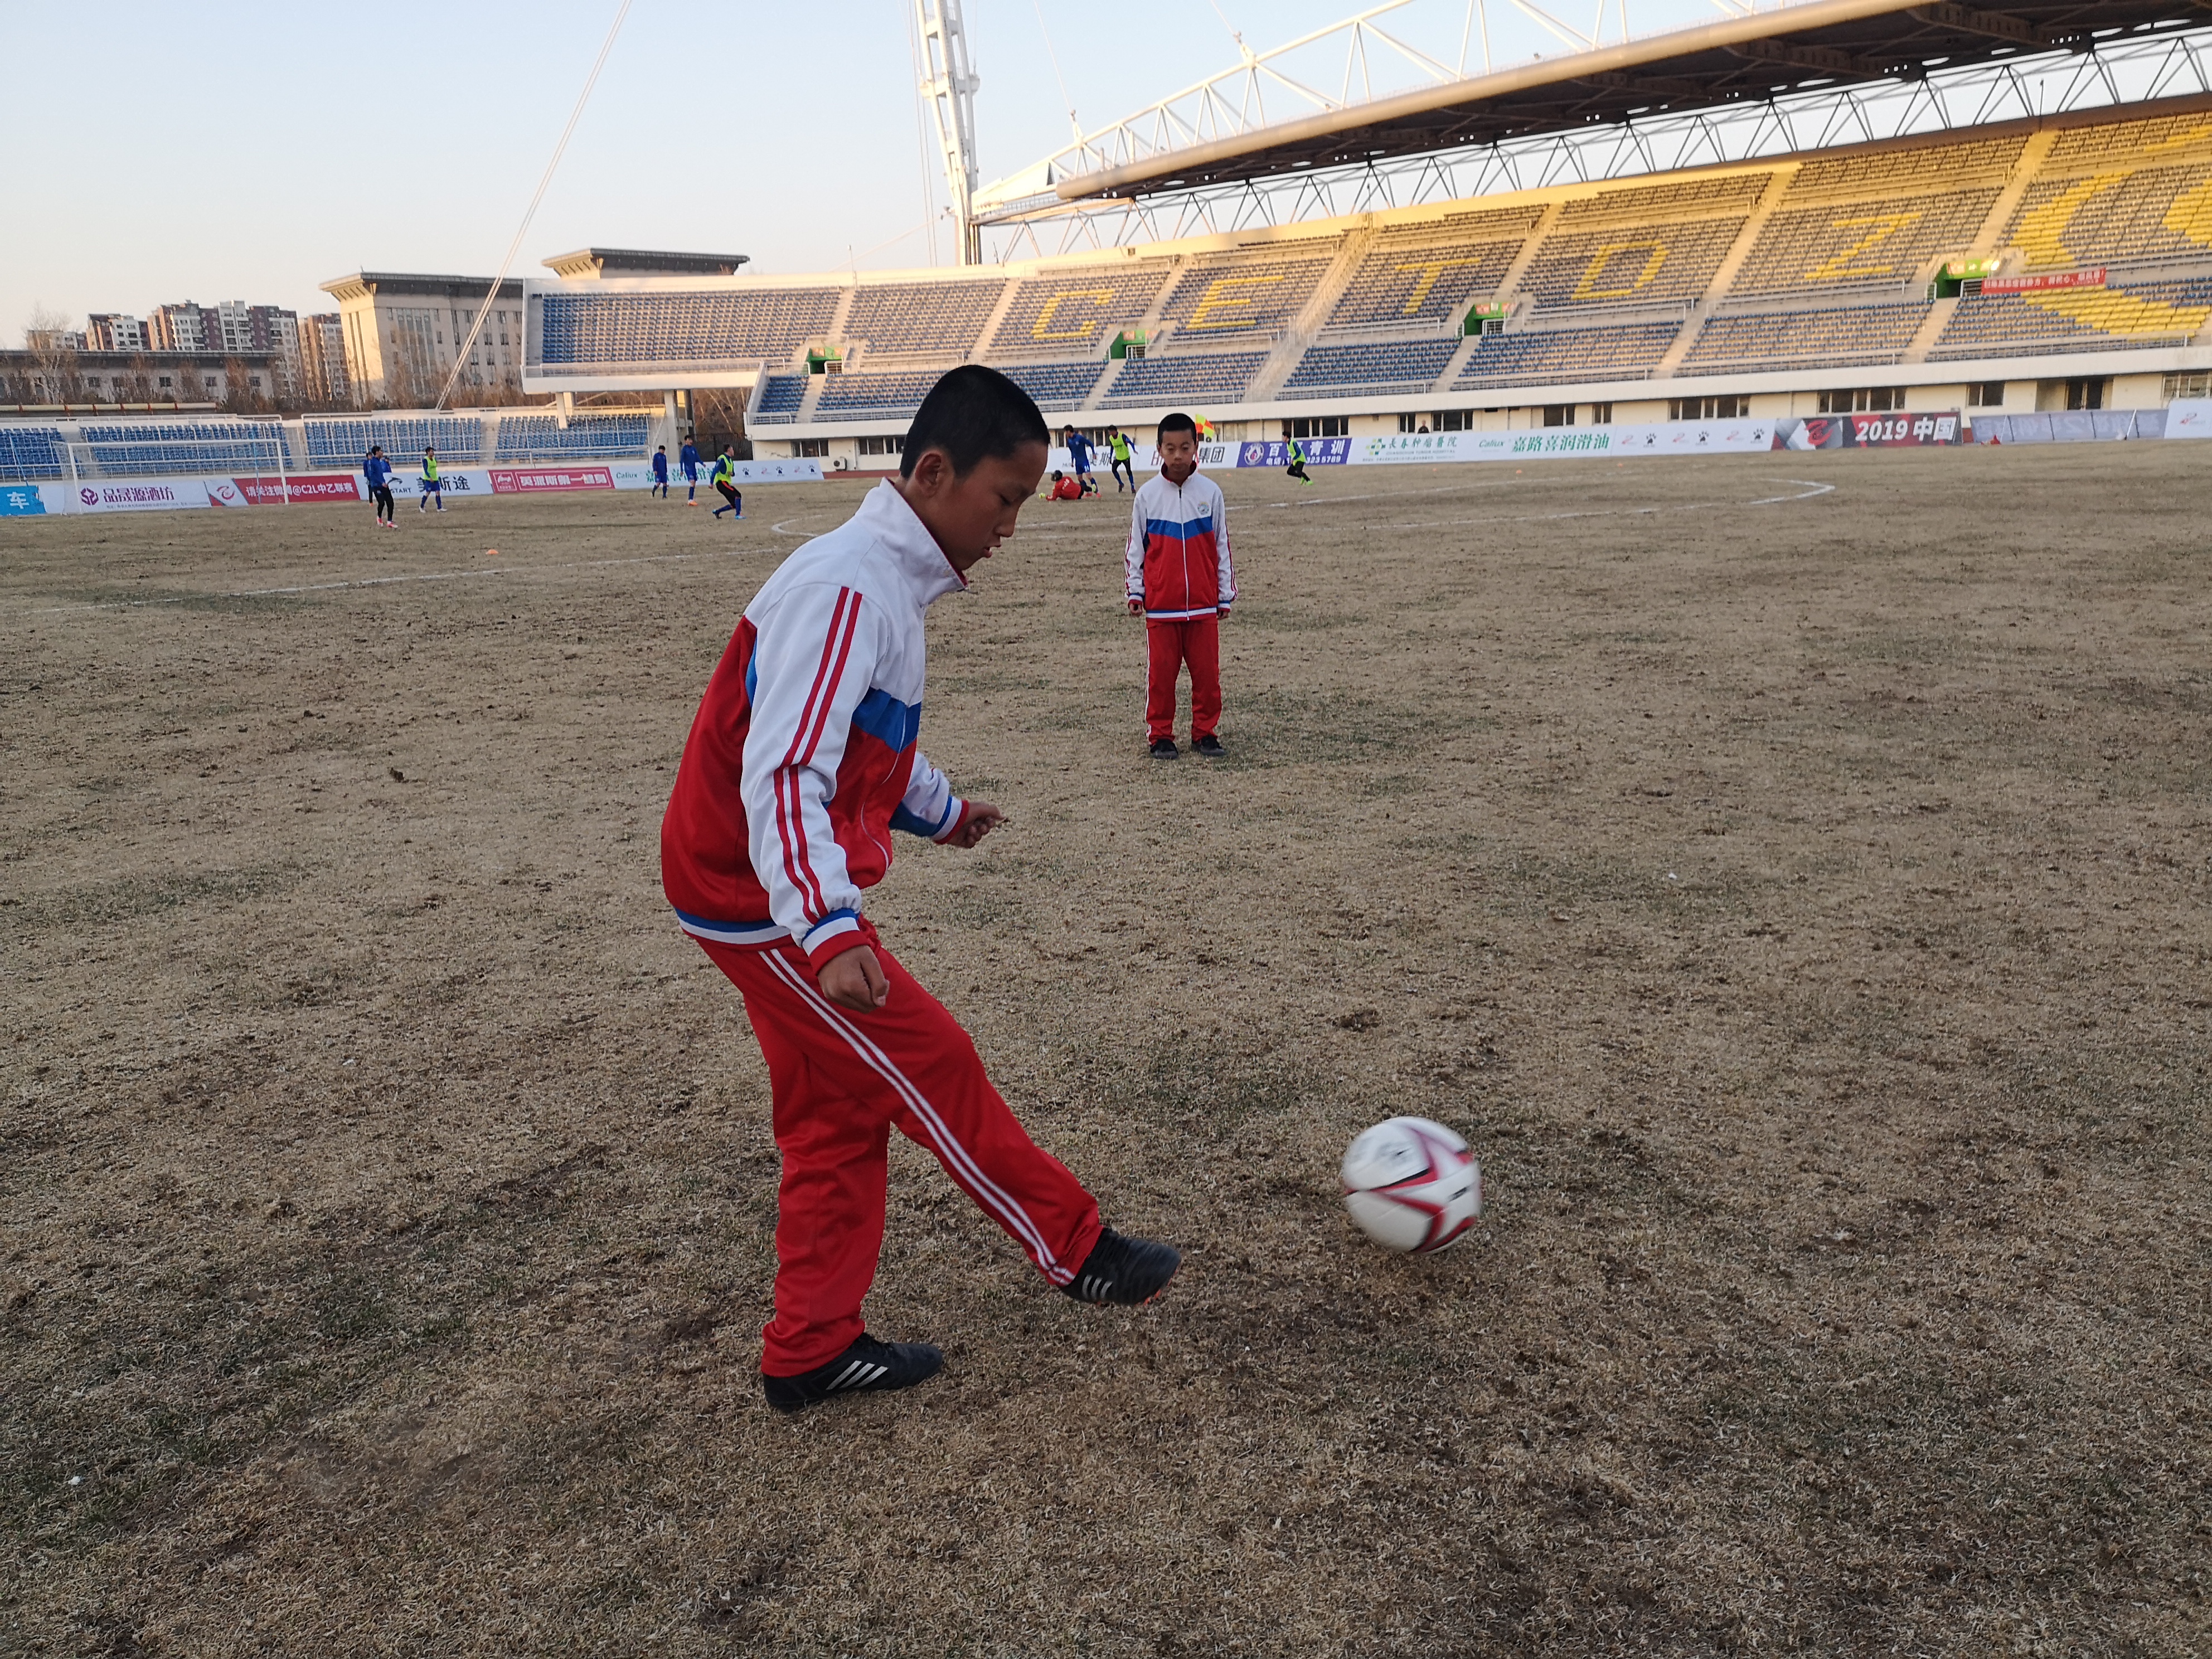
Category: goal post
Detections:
[{"x1": 62, "y1": 423, "x2": 293, "y2": 508}]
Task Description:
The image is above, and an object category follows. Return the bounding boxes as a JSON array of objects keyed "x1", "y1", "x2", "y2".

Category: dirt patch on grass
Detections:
[{"x1": 2, "y1": 452, "x2": 2206, "y2": 1655}]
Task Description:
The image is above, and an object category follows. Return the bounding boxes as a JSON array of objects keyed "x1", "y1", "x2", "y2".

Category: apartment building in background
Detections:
[
  {"x1": 148, "y1": 301, "x2": 303, "y2": 397},
  {"x1": 299, "y1": 312, "x2": 351, "y2": 405},
  {"x1": 86, "y1": 314, "x2": 147, "y2": 352}
]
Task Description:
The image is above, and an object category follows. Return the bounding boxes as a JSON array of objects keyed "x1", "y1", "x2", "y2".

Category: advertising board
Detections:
[
  {"x1": 1981, "y1": 268, "x2": 2106, "y2": 295},
  {"x1": 488, "y1": 465, "x2": 615, "y2": 494},
  {"x1": 71, "y1": 478, "x2": 217, "y2": 512},
  {"x1": 1, "y1": 484, "x2": 48, "y2": 516},
  {"x1": 2164, "y1": 397, "x2": 2212, "y2": 438},
  {"x1": 1239, "y1": 438, "x2": 1351, "y2": 467},
  {"x1": 234, "y1": 474, "x2": 363, "y2": 505},
  {"x1": 1847, "y1": 411, "x2": 1961, "y2": 447},
  {"x1": 1349, "y1": 420, "x2": 1774, "y2": 465}
]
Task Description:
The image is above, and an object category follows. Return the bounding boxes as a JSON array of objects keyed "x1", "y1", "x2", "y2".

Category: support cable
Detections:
[{"x1": 435, "y1": 0, "x2": 633, "y2": 413}]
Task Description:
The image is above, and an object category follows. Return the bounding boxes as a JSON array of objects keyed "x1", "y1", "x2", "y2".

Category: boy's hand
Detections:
[
  {"x1": 818, "y1": 945, "x2": 889, "y2": 1012},
  {"x1": 945, "y1": 802, "x2": 1005, "y2": 848},
  {"x1": 1127, "y1": 598, "x2": 1143, "y2": 614}
]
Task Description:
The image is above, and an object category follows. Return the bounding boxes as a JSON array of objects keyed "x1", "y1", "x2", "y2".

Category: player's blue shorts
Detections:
[{"x1": 421, "y1": 478, "x2": 442, "y2": 494}]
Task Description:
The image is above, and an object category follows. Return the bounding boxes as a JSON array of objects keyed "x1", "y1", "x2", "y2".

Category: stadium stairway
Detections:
[
  {"x1": 1076, "y1": 355, "x2": 1128, "y2": 414},
  {"x1": 1243, "y1": 228, "x2": 1383, "y2": 403},
  {"x1": 1656, "y1": 170, "x2": 1793, "y2": 373},
  {"x1": 970, "y1": 282, "x2": 1026, "y2": 363},
  {"x1": 1902, "y1": 295, "x2": 1960, "y2": 362},
  {"x1": 1490, "y1": 199, "x2": 1563, "y2": 316},
  {"x1": 1898, "y1": 130, "x2": 2063, "y2": 362}
]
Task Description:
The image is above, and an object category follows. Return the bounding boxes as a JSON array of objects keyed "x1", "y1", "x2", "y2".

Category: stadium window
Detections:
[
  {"x1": 2164, "y1": 372, "x2": 2211, "y2": 400},
  {"x1": 1589, "y1": 402, "x2": 1613, "y2": 424},
  {"x1": 795, "y1": 439, "x2": 827, "y2": 457},
  {"x1": 158, "y1": 376, "x2": 172, "y2": 389},
  {"x1": 1398, "y1": 413, "x2": 1422, "y2": 433},
  {"x1": 2064, "y1": 377, "x2": 2106, "y2": 411},
  {"x1": 1815, "y1": 388, "x2": 1903, "y2": 415},
  {"x1": 1542, "y1": 404, "x2": 1573, "y2": 428},
  {"x1": 1966, "y1": 382, "x2": 2006, "y2": 408},
  {"x1": 1670, "y1": 395, "x2": 1747, "y2": 420},
  {"x1": 1286, "y1": 416, "x2": 1345, "y2": 439},
  {"x1": 858, "y1": 435, "x2": 904, "y2": 456},
  {"x1": 1435, "y1": 410, "x2": 1474, "y2": 431}
]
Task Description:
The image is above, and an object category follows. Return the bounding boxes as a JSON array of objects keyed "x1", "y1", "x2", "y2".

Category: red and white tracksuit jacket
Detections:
[
  {"x1": 1124, "y1": 469, "x2": 1235, "y2": 620},
  {"x1": 660, "y1": 479, "x2": 1101, "y2": 1376},
  {"x1": 662, "y1": 479, "x2": 973, "y2": 964},
  {"x1": 1126, "y1": 469, "x2": 1235, "y2": 740}
]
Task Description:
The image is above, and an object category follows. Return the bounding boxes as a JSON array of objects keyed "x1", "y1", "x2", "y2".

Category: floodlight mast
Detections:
[{"x1": 914, "y1": 0, "x2": 985, "y2": 264}]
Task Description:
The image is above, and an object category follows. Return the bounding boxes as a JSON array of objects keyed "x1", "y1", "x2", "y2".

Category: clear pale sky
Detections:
[{"x1": 2, "y1": 0, "x2": 1733, "y2": 339}]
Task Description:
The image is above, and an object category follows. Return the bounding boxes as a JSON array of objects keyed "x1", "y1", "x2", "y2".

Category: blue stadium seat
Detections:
[
  {"x1": 1518, "y1": 219, "x2": 1746, "y2": 312},
  {"x1": 1685, "y1": 303, "x2": 1929, "y2": 367},
  {"x1": 539, "y1": 289, "x2": 841, "y2": 366},
  {"x1": 304, "y1": 417, "x2": 490, "y2": 467},
  {"x1": 997, "y1": 360, "x2": 1106, "y2": 410},
  {"x1": 0, "y1": 425, "x2": 67, "y2": 482},
  {"x1": 1102, "y1": 353, "x2": 1270, "y2": 407},
  {"x1": 1156, "y1": 253, "x2": 1336, "y2": 336},
  {"x1": 1284, "y1": 338, "x2": 1460, "y2": 395},
  {"x1": 1930, "y1": 276, "x2": 2212, "y2": 357},
  {"x1": 988, "y1": 269, "x2": 1171, "y2": 354},
  {"x1": 1454, "y1": 324, "x2": 1679, "y2": 387},
  {"x1": 751, "y1": 375, "x2": 809, "y2": 424},
  {"x1": 816, "y1": 372, "x2": 947, "y2": 418},
  {"x1": 493, "y1": 414, "x2": 652, "y2": 460},
  {"x1": 846, "y1": 283, "x2": 1005, "y2": 355}
]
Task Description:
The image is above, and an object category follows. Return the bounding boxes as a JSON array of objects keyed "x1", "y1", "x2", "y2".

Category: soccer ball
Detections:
[{"x1": 1340, "y1": 1117, "x2": 1483, "y2": 1254}]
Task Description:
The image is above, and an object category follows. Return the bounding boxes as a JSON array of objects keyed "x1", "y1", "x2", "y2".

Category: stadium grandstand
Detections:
[
  {"x1": 0, "y1": 409, "x2": 659, "y2": 486},
  {"x1": 503, "y1": 0, "x2": 2212, "y2": 467},
  {"x1": 9, "y1": 0, "x2": 2212, "y2": 490}
]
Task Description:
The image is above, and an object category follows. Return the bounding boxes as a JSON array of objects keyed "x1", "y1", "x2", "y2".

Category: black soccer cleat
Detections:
[
  {"x1": 761, "y1": 1333, "x2": 944, "y2": 1414},
  {"x1": 1194, "y1": 735, "x2": 1226, "y2": 758},
  {"x1": 1149, "y1": 738, "x2": 1180, "y2": 760},
  {"x1": 1063, "y1": 1228, "x2": 1182, "y2": 1306}
]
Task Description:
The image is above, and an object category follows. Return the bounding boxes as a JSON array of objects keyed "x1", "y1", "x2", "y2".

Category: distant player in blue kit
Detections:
[
  {"x1": 651, "y1": 445, "x2": 670, "y2": 498},
  {"x1": 681, "y1": 435, "x2": 701, "y2": 505},
  {"x1": 1063, "y1": 425, "x2": 1097, "y2": 496},
  {"x1": 363, "y1": 445, "x2": 395, "y2": 528}
]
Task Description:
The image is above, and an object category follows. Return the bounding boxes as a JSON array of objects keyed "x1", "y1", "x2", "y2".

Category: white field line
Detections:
[{"x1": 27, "y1": 478, "x2": 1834, "y2": 615}]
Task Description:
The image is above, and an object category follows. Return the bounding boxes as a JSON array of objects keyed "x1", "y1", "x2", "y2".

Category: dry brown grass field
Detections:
[{"x1": 2, "y1": 447, "x2": 2208, "y2": 1657}]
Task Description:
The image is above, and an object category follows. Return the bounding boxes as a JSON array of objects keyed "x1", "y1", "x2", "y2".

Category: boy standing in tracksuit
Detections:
[
  {"x1": 681, "y1": 436, "x2": 701, "y2": 505},
  {"x1": 651, "y1": 445, "x2": 670, "y2": 498},
  {"x1": 1126, "y1": 411, "x2": 1235, "y2": 759},
  {"x1": 662, "y1": 365, "x2": 1181, "y2": 1413}
]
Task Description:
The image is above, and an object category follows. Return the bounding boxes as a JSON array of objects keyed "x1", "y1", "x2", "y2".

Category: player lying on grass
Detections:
[{"x1": 661, "y1": 365, "x2": 1182, "y2": 1414}]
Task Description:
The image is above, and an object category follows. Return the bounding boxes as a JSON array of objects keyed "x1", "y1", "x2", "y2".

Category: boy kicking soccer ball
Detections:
[
  {"x1": 662, "y1": 366, "x2": 1181, "y2": 1413},
  {"x1": 1126, "y1": 411, "x2": 1235, "y2": 759}
]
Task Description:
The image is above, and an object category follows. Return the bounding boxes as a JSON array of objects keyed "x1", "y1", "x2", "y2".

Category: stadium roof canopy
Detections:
[
  {"x1": 320, "y1": 272, "x2": 526, "y2": 303},
  {"x1": 541, "y1": 249, "x2": 750, "y2": 279},
  {"x1": 995, "y1": 0, "x2": 2210, "y2": 213}
]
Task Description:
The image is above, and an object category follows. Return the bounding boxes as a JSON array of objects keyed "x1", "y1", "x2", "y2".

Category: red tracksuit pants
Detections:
[
  {"x1": 695, "y1": 925, "x2": 1103, "y2": 1376},
  {"x1": 1146, "y1": 615, "x2": 1221, "y2": 742}
]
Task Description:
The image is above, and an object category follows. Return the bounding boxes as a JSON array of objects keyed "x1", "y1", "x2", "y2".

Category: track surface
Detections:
[{"x1": 3, "y1": 449, "x2": 2207, "y2": 1656}]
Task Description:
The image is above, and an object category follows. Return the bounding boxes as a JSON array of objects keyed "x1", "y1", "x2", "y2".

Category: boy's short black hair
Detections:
[
  {"x1": 901, "y1": 365, "x2": 1050, "y2": 478},
  {"x1": 1157, "y1": 411, "x2": 1197, "y2": 440}
]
